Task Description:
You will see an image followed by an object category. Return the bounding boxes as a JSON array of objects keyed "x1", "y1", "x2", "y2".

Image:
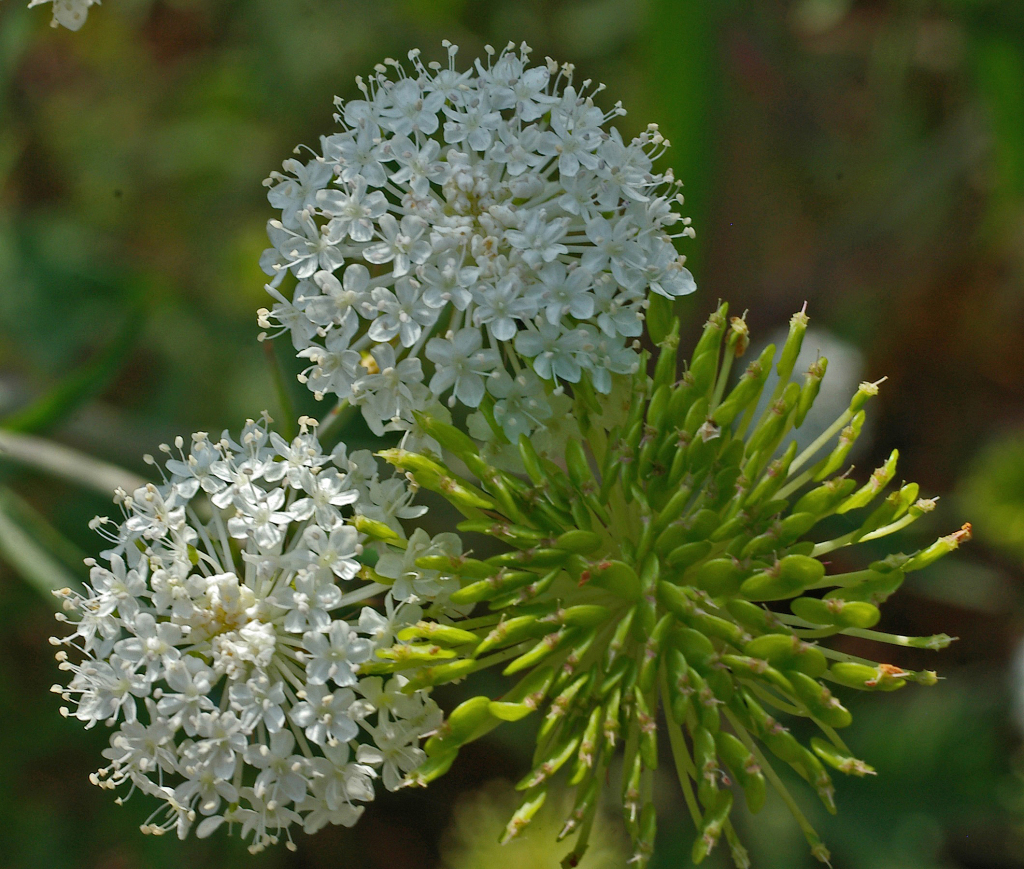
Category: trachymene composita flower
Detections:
[
  {"x1": 50, "y1": 416, "x2": 464, "y2": 852},
  {"x1": 258, "y1": 42, "x2": 696, "y2": 449}
]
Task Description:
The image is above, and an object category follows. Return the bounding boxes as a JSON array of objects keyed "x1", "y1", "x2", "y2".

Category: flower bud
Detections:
[
  {"x1": 715, "y1": 730, "x2": 766, "y2": 813},
  {"x1": 500, "y1": 786, "x2": 548, "y2": 844},
  {"x1": 691, "y1": 790, "x2": 732, "y2": 864},
  {"x1": 786, "y1": 670, "x2": 852, "y2": 728},
  {"x1": 790, "y1": 596, "x2": 881, "y2": 629},
  {"x1": 837, "y1": 449, "x2": 899, "y2": 515},
  {"x1": 903, "y1": 524, "x2": 972, "y2": 572},
  {"x1": 776, "y1": 306, "x2": 810, "y2": 385},
  {"x1": 744, "y1": 634, "x2": 827, "y2": 677},
  {"x1": 810, "y1": 737, "x2": 875, "y2": 777},
  {"x1": 794, "y1": 357, "x2": 828, "y2": 428},
  {"x1": 586, "y1": 559, "x2": 642, "y2": 601},
  {"x1": 554, "y1": 529, "x2": 603, "y2": 554}
]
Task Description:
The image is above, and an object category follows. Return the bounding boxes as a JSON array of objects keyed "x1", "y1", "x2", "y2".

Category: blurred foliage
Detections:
[
  {"x1": 961, "y1": 431, "x2": 1024, "y2": 562},
  {"x1": 1, "y1": 0, "x2": 1024, "y2": 867},
  {"x1": 437, "y1": 781, "x2": 629, "y2": 869}
]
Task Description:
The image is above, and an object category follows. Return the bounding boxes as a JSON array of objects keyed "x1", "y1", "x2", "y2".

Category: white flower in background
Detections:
[
  {"x1": 259, "y1": 41, "x2": 696, "y2": 449},
  {"x1": 50, "y1": 417, "x2": 457, "y2": 852},
  {"x1": 27, "y1": 0, "x2": 97, "y2": 30}
]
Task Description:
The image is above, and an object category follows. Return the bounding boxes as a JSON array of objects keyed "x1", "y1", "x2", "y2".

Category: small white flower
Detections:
[{"x1": 28, "y1": 0, "x2": 97, "y2": 30}]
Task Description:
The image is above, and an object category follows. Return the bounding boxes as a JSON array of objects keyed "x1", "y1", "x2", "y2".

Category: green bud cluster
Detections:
[{"x1": 374, "y1": 303, "x2": 966, "y2": 868}]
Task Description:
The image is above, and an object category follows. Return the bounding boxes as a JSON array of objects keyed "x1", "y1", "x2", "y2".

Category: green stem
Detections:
[
  {"x1": 317, "y1": 399, "x2": 357, "y2": 443},
  {"x1": 263, "y1": 341, "x2": 296, "y2": 440},
  {"x1": 709, "y1": 347, "x2": 735, "y2": 412},
  {"x1": 660, "y1": 671, "x2": 702, "y2": 826},
  {"x1": 788, "y1": 409, "x2": 853, "y2": 474},
  {"x1": 0, "y1": 428, "x2": 145, "y2": 495}
]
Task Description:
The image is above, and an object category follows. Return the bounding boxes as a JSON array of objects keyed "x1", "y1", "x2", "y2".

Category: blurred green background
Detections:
[{"x1": 1, "y1": 0, "x2": 1024, "y2": 867}]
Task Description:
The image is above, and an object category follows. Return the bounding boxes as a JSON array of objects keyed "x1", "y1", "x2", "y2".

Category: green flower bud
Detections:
[
  {"x1": 500, "y1": 786, "x2": 548, "y2": 844},
  {"x1": 412, "y1": 554, "x2": 483, "y2": 578},
  {"x1": 475, "y1": 615, "x2": 552, "y2": 655},
  {"x1": 744, "y1": 634, "x2": 827, "y2": 677},
  {"x1": 786, "y1": 670, "x2": 852, "y2": 728},
  {"x1": 715, "y1": 730, "x2": 766, "y2": 813},
  {"x1": 825, "y1": 568, "x2": 904, "y2": 605},
  {"x1": 352, "y1": 514, "x2": 402, "y2": 541},
  {"x1": 375, "y1": 643, "x2": 458, "y2": 667},
  {"x1": 745, "y1": 381, "x2": 800, "y2": 457},
  {"x1": 456, "y1": 518, "x2": 547, "y2": 544},
  {"x1": 828, "y1": 661, "x2": 907, "y2": 691},
  {"x1": 672, "y1": 627, "x2": 717, "y2": 671},
  {"x1": 653, "y1": 321, "x2": 681, "y2": 388},
  {"x1": 903, "y1": 524, "x2": 972, "y2": 572},
  {"x1": 568, "y1": 704, "x2": 606, "y2": 786},
  {"x1": 692, "y1": 790, "x2": 732, "y2": 864},
  {"x1": 655, "y1": 507, "x2": 719, "y2": 553},
  {"x1": 554, "y1": 529, "x2": 603, "y2": 554},
  {"x1": 647, "y1": 383, "x2": 672, "y2": 431},
  {"x1": 794, "y1": 356, "x2": 827, "y2": 428},
  {"x1": 396, "y1": 621, "x2": 480, "y2": 646},
  {"x1": 849, "y1": 378, "x2": 884, "y2": 414},
  {"x1": 412, "y1": 411, "x2": 480, "y2": 461},
  {"x1": 517, "y1": 729, "x2": 581, "y2": 790},
  {"x1": 502, "y1": 627, "x2": 574, "y2": 676},
  {"x1": 564, "y1": 438, "x2": 594, "y2": 491},
  {"x1": 449, "y1": 569, "x2": 540, "y2": 605},
  {"x1": 635, "y1": 690, "x2": 658, "y2": 770},
  {"x1": 836, "y1": 449, "x2": 899, "y2": 514},
  {"x1": 721, "y1": 654, "x2": 794, "y2": 694},
  {"x1": 813, "y1": 410, "x2": 866, "y2": 481},
  {"x1": 776, "y1": 306, "x2": 810, "y2": 384},
  {"x1": 558, "y1": 776, "x2": 601, "y2": 847},
  {"x1": 691, "y1": 724, "x2": 719, "y2": 802},
  {"x1": 666, "y1": 540, "x2": 714, "y2": 570},
  {"x1": 712, "y1": 345, "x2": 774, "y2": 427},
  {"x1": 746, "y1": 440, "x2": 799, "y2": 506},
  {"x1": 686, "y1": 557, "x2": 746, "y2": 596},
  {"x1": 404, "y1": 749, "x2": 459, "y2": 787},
  {"x1": 426, "y1": 696, "x2": 496, "y2": 756},
  {"x1": 688, "y1": 668, "x2": 723, "y2": 733},
  {"x1": 586, "y1": 559, "x2": 642, "y2": 601},
  {"x1": 488, "y1": 547, "x2": 571, "y2": 570},
  {"x1": 647, "y1": 293, "x2": 678, "y2": 345},
  {"x1": 726, "y1": 598, "x2": 781, "y2": 634},
  {"x1": 401, "y1": 658, "x2": 478, "y2": 691},
  {"x1": 810, "y1": 737, "x2": 876, "y2": 777},
  {"x1": 791, "y1": 596, "x2": 881, "y2": 629},
  {"x1": 793, "y1": 476, "x2": 857, "y2": 517}
]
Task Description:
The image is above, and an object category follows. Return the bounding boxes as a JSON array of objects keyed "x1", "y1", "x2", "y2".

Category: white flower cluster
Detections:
[
  {"x1": 259, "y1": 42, "x2": 696, "y2": 448},
  {"x1": 27, "y1": 0, "x2": 97, "y2": 31},
  {"x1": 50, "y1": 417, "x2": 463, "y2": 852}
]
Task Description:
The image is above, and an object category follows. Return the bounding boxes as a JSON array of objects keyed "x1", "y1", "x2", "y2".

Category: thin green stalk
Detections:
[
  {"x1": 317, "y1": 399, "x2": 357, "y2": 443},
  {"x1": 263, "y1": 341, "x2": 297, "y2": 440},
  {"x1": 0, "y1": 429, "x2": 145, "y2": 496},
  {"x1": 660, "y1": 671, "x2": 702, "y2": 826},
  {"x1": 788, "y1": 409, "x2": 853, "y2": 474}
]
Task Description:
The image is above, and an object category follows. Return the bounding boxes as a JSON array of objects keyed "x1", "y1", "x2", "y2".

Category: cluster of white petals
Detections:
[
  {"x1": 27, "y1": 0, "x2": 97, "y2": 31},
  {"x1": 259, "y1": 41, "x2": 696, "y2": 449},
  {"x1": 50, "y1": 417, "x2": 463, "y2": 852}
]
